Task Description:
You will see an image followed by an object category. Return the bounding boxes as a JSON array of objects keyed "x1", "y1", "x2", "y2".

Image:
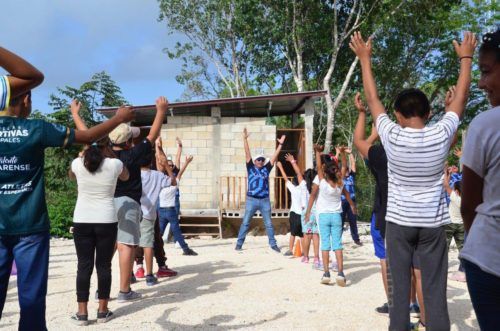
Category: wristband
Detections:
[{"x1": 459, "y1": 56, "x2": 473, "y2": 61}]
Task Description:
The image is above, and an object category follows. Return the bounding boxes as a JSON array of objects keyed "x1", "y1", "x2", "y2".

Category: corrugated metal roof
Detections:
[{"x1": 98, "y1": 90, "x2": 326, "y2": 126}]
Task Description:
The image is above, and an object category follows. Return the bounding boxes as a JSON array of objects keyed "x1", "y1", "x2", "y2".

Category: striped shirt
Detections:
[
  {"x1": 376, "y1": 112, "x2": 459, "y2": 227},
  {"x1": 0, "y1": 76, "x2": 11, "y2": 112}
]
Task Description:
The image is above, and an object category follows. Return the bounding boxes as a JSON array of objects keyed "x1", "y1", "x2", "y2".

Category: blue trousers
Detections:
[
  {"x1": 0, "y1": 231, "x2": 50, "y2": 331},
  {"x1": 158, "y1": 207, "x2": 188, "y2": 250},
  {"x1": 463, "y1": 259, "x2": 500, "y2": 331},
  {"x1": 236, "y1": 196, "x2": 277, "y2": 248}
]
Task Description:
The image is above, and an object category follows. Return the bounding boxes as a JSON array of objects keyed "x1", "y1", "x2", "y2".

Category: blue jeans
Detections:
[
  {"x1": 463, "y1": 259, "x2": 500, "y2": 331},
  {"x1": 158, "y1": 207, "x2": 188, "y2": 250},
  {"x1": 236, "y1": 196, "x2": 277, "y2": 248},
  {"x1": 341, "y1": 199, "x2": 359, "y2": 242},
  {"x1": 0, "y1": 231, "x2": 50, "y2": 331}
]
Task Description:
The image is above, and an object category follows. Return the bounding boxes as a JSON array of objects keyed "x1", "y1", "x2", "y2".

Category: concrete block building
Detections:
[{"x1": 100, "y1": 91, "x2": 326, "y2": 238}]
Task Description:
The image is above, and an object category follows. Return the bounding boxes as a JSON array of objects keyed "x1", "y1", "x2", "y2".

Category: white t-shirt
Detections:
[
  {"x1": 376, "y1": 112, "x2": 459, "y2": 227},
  {"x1": 159, "y1": 179, "x2": 178, "y2": 208},
  {"x1": 459, "y1": 106, "x2": 500, "y2": 277},
  {"x1": 448, "y1": 191, "x2": 463, "y2": 224},
  {"x1": 286, "y1": 180, "x2": 306, "y2": 214},
  {"x1": 72, "y1": 157, "x2": 123, "y2": 223},
  {"x1": 313, "y1": 175, "x2": 343, "y2": 214},
  {"x1": 141, "y1": 170, "x2": 171, "y2": 221}
]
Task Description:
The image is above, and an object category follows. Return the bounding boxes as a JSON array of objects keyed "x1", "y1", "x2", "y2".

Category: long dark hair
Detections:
[
  {"x1": 83, "y1": 138, "x2": 110, "y2": 173},
  {"x1": 304, "y1": 168, "x2": 316, "y2": 194},
  {"x1": 324, "y1": 162, "x2": 342, "y2": 186}
]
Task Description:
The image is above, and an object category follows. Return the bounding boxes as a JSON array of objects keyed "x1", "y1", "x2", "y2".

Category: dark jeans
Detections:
[
  {"x1": 73, "y1": 223, "x2": 117, "y2": 302},
  {"x1": 135, "y1": 216, "x2": 167, "y2": 267},
  {"x1": 158, "y1": 207, "x2": 188, "y2": 250},
  {"x1": 386, "y1": 222, "x2": 449, "y2": 331},
  {"x1": 341, "y1": 199, "x2": 359, "y2": 242},
  {"x1": 236, "y1": 196, "x2": 277, "y2": 248},
  {"x1": 463, "y1": 259, "x2": 500, "y2": 331},
  {"x1": 0, "y1": 231, "x2": 50, "y2": 331}
]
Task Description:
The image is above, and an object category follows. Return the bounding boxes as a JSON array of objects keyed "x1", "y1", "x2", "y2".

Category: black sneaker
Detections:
[
  {"x1": 183, "y1": 247, "x2": 198, "y2": 256},
  {"x1": 375, "y1": 302, "x2": 389, "y2": 314},
  {"x1": 146, "y1": 274, "x2": 158, "y2": 286},
  {"x1": 97, "y1": 310, "x2": 114, "y2": 324},
  {"x1": 321, "y1": 271, "x2": 331, "y2": 284},
  {"x1": 71, "y1": 313, "x2": 89, "y2": 326},
  {"x1": 271, "y1": 246, "x2": 281, "y2": 253}
]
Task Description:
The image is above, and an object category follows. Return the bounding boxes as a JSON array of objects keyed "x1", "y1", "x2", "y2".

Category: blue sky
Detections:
[{"x1": 0, "y1": 0, "x2": 186, "y2": 113}]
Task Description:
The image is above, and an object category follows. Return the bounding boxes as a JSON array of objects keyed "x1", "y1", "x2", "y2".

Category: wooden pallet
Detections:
[{"x1": 179, "y1": 213, "x2": 222, "y2": 238}]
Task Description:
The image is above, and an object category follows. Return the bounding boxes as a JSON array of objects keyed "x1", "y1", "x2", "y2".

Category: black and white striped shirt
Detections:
[{"x1": 376, "y1": 112, "x2": 459, "y2": 227}]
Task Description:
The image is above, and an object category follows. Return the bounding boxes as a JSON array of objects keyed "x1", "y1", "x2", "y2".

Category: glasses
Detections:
[{"x1": 255, "y1": 157, "x2": 265, "y2": 162}]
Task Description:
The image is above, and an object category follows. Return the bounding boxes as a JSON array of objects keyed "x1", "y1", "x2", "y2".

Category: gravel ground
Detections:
[{"x1": 1, "y1": 232, "x2": 478, "y2": 330}]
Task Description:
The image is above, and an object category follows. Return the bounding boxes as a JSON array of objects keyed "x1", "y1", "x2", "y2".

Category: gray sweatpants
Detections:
[{"x1": 386, "y1": 222, "x2": 450, "y2": 331}]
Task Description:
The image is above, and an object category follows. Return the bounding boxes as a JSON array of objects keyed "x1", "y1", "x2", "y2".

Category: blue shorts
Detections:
[
  {"x1": 318, "y1": 213, "x2": 343, "y2": 251},
  {"x1": 370, "y1": 213, "x2": 386, "y2": 259},
  {"x1": 301, "y1": 209, "x2": 319, "y2": 234}
]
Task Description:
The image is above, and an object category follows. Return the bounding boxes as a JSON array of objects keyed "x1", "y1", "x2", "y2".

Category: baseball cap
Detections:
[{"x1": 109, "y1": 124, "x2": 141, "y2": 144}]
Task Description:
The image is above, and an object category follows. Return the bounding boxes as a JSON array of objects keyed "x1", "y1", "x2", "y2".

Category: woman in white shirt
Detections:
[
  {"x1": 305, "y1": 145, "x2": 356, "y2": 286},
  {"x1": 460, "y1": 28, "x2": 500, "y2": 331},
  {"x1": 69, "y1": 139, "x2": 129, "y2": 325}
]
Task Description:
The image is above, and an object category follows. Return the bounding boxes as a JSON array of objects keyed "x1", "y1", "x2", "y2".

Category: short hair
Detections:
[
  {"x1": 479, "y1": 28, "x2": 500, "y2": 62},
  {"x1": 394, "y1": 88, "x2": 430, "y2": 119}
]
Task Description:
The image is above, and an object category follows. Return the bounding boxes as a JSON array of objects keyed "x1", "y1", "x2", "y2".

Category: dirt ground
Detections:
[{"x1": 1, "y1": 231, "x2": 478, "y2": 330}]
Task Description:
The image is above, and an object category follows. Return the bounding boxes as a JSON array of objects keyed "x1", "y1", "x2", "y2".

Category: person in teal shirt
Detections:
[{"x1": 0, "y1": 47, "x2": 135, "y2": 331}]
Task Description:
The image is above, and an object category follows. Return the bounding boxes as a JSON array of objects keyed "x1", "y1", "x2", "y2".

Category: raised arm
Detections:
[
  {"x1": 270, "y1": 135, "x2": 286, "y2": 166},
  {"x1": 155, "y1": 137, "x2": 167, "y2": 173},
  {"x1": 349, "y1": 153, "x2": 356, "y2": 173},
  {"x1": 349, "y1": 32, "x2": 386, "y2": 122},
  {"x1": 175, "y1": 137, "x2": 182, "y2": 169},
  {"x1": 353, "y1": 92, "x2": 372, "y2": 159},
  {"x1": 443, "y1": 166, "x2": 452, "y2": 195},
  {"x1": 243, "y1": 128, "x2": 252, "y2": 163},
  {"x1": 74, "y1": 106, "x2": 135, "y2": 144},
  {"x1": 284, "y1": 153, "x2": 304, "y2": 183},
  {"x1": 314, "y1": 144, "x2": 325, "y2": 180},
  {"x1": 177, "y1": 155, "x2": 193, "y2": 181},
  {"x1": 0, "y1": 47, "x2": 44, "y2": 98},
  {"x1": 276, "y1": 161, "x2": 288, "y2": 180},
  {"x1": 70, "y1": 100, "x2": 89, "y2": 131},
  {"x1": 339, "y1": 146, "x2": 348, "y2": 178},
  {"x1": 146, "y1": 96, "x2": 168, "y2": 143},
  {"x1": 447, "y1": 32, "x2": 477, "y2": 118}
]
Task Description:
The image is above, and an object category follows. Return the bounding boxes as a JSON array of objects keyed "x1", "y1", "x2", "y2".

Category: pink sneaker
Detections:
[
  {"x1": 301, "y1": 256, "x2": 309, "y2": 263},
  {"x1": 449, "y1": 271, "x2": 466, "y2": 282},
  {"x1": 312, "y1": 257, "x2": 322, "y2": 270}
]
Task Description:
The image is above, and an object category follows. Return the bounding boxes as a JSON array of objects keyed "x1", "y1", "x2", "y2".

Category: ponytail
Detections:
[{"x1": 83, "y1": 143, "x2": 104, "y2": 173}]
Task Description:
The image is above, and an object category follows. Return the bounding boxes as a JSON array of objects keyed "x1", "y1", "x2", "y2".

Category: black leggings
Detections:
[{"x1": 73, "y1": 223, "x2": 117, "y2": 302}]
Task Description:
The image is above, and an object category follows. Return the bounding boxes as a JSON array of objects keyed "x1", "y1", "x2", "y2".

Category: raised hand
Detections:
[
  {"x1": 115, "y1": 105, "x2": 135, "y2": 123},
  {"x1": 242, "y1": 127, "x2": 250, "y2": 139},
  {"x1": 176, "y1": 136, "x2": 182, "y2": 147},
  {"x1": 313, "y1": 144, "x2": 324, "y2": 153},
  {"x1": 453, "y1": 31, "x2": 477, "y2": 59},
  {"x1": 277, "y1": 135, "x2": 286, "y2": 145},
  {"x1": 349, "y1": 31, "x2": 372, "y2": 60},
  {"x1": 445, "y1": 86, "x2": 456, "y2": 111},
  {"x1": 70, "y1": 99, "x2": 82, "y2": 115},
  {"x1": 354, "y1": 92, "x2": 366, "y2": 112},
  {"x1": 155, "y1": 137, "x2": 162, "y2": 147},
  {"x1": 345, "y1": 147, "x2": 352, "y2": 154},
  {"x1": 185, "y1": 155, "x2": 194, "y2": 163},
  {"x1": 453, "y1": 147, "x2": 462, "y2": 158},
  {"x1": 284, "y1": 153, "x2": 295, "y2": 163},
  {"x1": 155, "y1": 96, "x2": 169, "y2": 113}
]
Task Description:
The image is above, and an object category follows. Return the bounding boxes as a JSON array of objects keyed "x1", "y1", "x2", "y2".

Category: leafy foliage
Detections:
[{"x1": 33, "y1": 72, "x2": 126, "y2": 237}]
